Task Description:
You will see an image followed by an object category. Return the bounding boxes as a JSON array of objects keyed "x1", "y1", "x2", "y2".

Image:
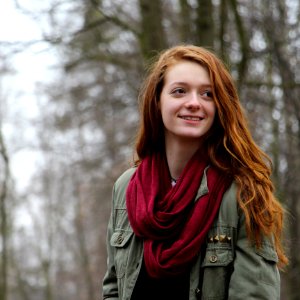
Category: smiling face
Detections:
[{"x1": 159, "y1": 60, "x2": 216, "y2": 148}]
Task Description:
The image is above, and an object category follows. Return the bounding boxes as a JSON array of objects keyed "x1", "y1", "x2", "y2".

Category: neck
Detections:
[{"x1": 165, "y1": 138, "x2": 202, "y2": 180}]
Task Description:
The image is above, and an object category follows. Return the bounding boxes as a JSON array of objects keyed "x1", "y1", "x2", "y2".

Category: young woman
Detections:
[{"x1": 102, "y1": 45, "x2": 288, "y2": 300}]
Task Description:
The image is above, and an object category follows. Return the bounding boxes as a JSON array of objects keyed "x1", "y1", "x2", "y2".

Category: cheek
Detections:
[
  {"x1": 159, "y1": 98, "x2": 170, "y2": 117},
  {"x1": 208, "y1": 102, "x2": 217, "y2": 119},
  {"x1": 160, "y1": 103, "x2": 175, "y2": 129},
  {"x1": 160, "y1": 108, "x2": 169, "y2": 125}
]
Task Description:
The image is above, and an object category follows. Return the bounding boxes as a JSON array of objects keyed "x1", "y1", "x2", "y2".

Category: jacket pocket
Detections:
[
  {"x1": 110, "y1": 230, "x2": 133, "y2": 279},
  {"x1": 201, "y1": 248, "x2": 234, "y2": 267},
  {"x1": 200, "y1": 225, "x2": 235, "y2": 300},
  {"x1": 255, "y1": 242, "x2": 279, "y2": 286},
  {"x1": 200, "y1": 248, "x2": 234, "y2": 300}
]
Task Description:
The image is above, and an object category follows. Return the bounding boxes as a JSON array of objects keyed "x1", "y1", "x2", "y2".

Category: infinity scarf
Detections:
[{"x1": 126, "y1": 149, "x2": 232, "y2": 278}]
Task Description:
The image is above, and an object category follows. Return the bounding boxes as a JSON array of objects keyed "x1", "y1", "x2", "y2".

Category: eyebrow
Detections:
[{"x1": 169, "y1": 81, "x2": 212, "y2": 88}]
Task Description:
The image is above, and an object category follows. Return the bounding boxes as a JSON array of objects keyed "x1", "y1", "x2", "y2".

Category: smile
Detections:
[{"x1": 179, "y1": 116, "x2": 204, "y2": 121}]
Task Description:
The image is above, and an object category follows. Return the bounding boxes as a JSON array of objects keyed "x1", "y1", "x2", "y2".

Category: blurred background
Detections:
[{"x1": 0, "y1": 0, "x2": 299, "y2": 299}]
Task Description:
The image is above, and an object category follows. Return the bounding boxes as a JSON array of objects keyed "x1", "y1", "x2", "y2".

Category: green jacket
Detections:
[{"x1": 102, "y1": 168, "x2": 280, "y2": 300}]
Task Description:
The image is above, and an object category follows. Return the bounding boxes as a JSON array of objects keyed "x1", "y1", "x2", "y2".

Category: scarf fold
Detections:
[{"x1": 126, "y1": 149, "x2": 232, "y2": 278}]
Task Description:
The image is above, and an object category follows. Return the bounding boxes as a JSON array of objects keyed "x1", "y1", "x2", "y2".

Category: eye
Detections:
[
  {"x1": 171, "y1": 87, "x2": 186, "y2": 96},
  {"x1": 202, "y1": 90, "x2": 213, "y2": 99}
]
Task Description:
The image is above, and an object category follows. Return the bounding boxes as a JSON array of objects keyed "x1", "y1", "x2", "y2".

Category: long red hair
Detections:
[{"x1": 134, "y1": 45, "x2": 288, "y2": 267}]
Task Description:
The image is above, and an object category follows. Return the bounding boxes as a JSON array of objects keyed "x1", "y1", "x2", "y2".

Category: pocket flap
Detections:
[
  {"x1": 110, "y1": 231, "x2": 133, "y2": 248},
  {"x1": 255, "y1": 243, "x2": 278, "y2": 263},
  {"x1": 202, "y1": 249, "x2": 234, "y2": 267}
]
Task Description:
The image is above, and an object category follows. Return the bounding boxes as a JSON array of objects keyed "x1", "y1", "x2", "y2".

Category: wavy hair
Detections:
[{"x1": 134, "y1": 45, "x2": 288, "y2": 267}]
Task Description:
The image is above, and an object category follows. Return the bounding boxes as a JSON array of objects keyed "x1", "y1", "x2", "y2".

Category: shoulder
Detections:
[
  {"x1": 114, "y1": 167, "x2": 136, "y2": 190},
  {"x1": 217, "y1": 181, "x2": 239, "y2": 227},
  {"x1": 113, "y1": 167, "x2": 137, "y2": 206}
]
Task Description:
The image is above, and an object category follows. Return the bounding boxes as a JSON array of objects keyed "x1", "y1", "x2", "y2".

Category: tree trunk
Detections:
[
  {"x1": 0, "y1": 129, "x2": 9, "y2": 300},
  {"x1": 195, "y1": 0, "x2": 214, "y2": 48},
  {"x1": 228, "y1": 0, "x2": 249, "y2": 87},
  {"x1": 263, "y1": 2, "x2": 300, "y2": 299},
  {"x1": 138, "y1": 0, "x2": 167, "y2": 60},
  {"x1": 75, "y1": 182, "x2": 95, "y2": 300},
  {"x1": 179, "y1": 0, "x2": 194, "y2": 43},
  {"x1": 219, "y1": 0, "x2": 228, "y2": 60}
]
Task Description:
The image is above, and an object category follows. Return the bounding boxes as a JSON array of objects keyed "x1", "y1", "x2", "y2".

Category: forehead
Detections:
[{"x1": 164, "y1": 60, "x2": 210, "y2": 85}]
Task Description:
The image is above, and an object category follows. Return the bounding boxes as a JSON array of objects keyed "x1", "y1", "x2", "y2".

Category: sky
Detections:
[{"x1": 0, "y1": 1, "x2": 57, "y2": 194}]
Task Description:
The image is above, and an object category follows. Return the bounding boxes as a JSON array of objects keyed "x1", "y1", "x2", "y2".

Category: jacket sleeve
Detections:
[
  {"x1": 102, "y1": 185, "x2": 119, "y2": 300},
  {"x1": 228, "y1": 213, "x2": 281, "y2": 300}
]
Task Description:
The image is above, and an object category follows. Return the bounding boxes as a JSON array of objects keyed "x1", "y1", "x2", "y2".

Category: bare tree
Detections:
[
  {"x1": 0, "y1": 127, "x2": 9, "y2": 300},
  {"x1": 195, "y1": 0, "x2": 214, "y2": 47},
  {"x1": 2, "y1": 0, "x2": 300, "y2": 299}
]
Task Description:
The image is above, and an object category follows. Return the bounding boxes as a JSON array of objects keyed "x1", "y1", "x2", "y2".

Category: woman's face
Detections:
[{"x1": 159, "y1": 60, "x2": 216, "y2": 147}]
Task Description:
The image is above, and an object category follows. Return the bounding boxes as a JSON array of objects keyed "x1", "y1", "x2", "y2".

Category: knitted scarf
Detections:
[{"x1": 126, "y1": 149, "x2": 232, "y2": 278}]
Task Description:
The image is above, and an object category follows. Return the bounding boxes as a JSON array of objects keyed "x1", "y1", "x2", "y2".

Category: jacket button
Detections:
[
  {"x1": 115, "y1": 235, "x2": 124, "y2": 244},
  {"x1": 209, "y1": 255, "x2": 218, "y2": 263},
  {"x1": 195, "y1": 287, "x2": 201, "y2": 296}
]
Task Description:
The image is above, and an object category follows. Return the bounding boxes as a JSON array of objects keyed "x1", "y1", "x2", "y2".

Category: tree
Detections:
[
  {"x1": 262, "y1": 1, "x2": 300, "y2": 297},
  {"x1": 2, "y1": 0, "x2": 300, "y2": 299},
  {"x1": 0, "y1": 127, "x2": 9, "y2": 300},
  {"x1": 195, "y1": 0, "x2": 214, "y2": 47},
  {"x1": 138, "y1": 0, "x2": 167, "y2": 60}
]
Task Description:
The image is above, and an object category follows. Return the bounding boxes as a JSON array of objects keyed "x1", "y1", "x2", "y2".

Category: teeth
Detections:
[{"x1": 181, "y1": 116, "x2": 203, "y2": 121}]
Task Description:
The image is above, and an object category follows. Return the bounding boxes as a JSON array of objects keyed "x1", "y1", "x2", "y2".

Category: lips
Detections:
[{"x1": 179, "y1": 115, "x2": 204, "y2": 121}]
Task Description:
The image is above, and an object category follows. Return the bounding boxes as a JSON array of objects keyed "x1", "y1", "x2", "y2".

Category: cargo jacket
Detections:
[{"x1": 102, "y1": 167, "x2": 280, "y2": 300}]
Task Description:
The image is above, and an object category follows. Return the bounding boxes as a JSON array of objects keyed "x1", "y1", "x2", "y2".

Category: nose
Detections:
[{"x1": 185, "y1": 92, "x2": 201, "y2": 110}]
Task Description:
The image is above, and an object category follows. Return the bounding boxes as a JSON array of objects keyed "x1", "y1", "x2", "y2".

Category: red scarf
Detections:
[{"x1": 126, "y1": 150, "x2": 232, "y2": 278}]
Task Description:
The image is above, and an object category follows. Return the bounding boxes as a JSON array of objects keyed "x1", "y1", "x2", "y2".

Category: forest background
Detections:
[{"x1": 0, "y1": 0, "x2": 299, "y2": 299}]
